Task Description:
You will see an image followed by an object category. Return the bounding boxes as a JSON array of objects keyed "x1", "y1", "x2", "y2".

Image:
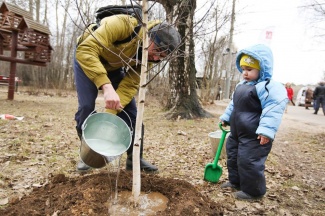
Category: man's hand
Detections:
[
  {"x1": 102, "y1": 84, "x2": 123, "y2": 110},
  {"x1": 257, "y1": 135, "x2": 270, "y2": 145}
]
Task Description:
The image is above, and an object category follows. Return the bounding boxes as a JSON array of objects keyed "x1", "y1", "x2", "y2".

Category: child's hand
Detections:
[
  {"x1": 219, "y1": 121, "x2": 227, "y2": 127},
  {"x1": 257, "y1": 135, "x2": 270, "y2": 145}
]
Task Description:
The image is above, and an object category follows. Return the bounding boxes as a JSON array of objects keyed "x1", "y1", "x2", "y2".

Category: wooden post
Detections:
[
  {"x1": 132, "y1": 0, "x2": 148, "y2": 205},
  {"x1": 8, "y1": 30, "x2": 18, "y2": 100}
]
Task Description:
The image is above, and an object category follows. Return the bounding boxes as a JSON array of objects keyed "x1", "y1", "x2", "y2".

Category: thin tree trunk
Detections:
[
  {"x1": 35, "y1": 0, "x2": 40, "y2": 22},
  {"x1": 224, "y1": 0, "x2": 236, "y2": 99},
  {"x1": 166, "y1": 0, "x2": 212, "y2": 119},
  {"x1": 43, "y1": 0, "x2": 48, "y2": 25},
  {"x1": 132, "y1": 0, "x2": 149, "y2": 206},
  {"x1": 29, "y1": 0, "x2": 33, "y2": 17},
  {"x1": 58, "y1": 0, "x2": 70, "y2": 88}
]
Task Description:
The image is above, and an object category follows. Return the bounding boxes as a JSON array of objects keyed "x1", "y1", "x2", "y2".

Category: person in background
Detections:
[
  {"x1": 216, "y1": 85, "x2": 222, "y2": 100},
  {"x1": 313, "y1": 81, "x2": 325, "y2": 115},
  {"x1": 304, "y1": 87, "x2": 313, "y2": 110},
  {"x1": 285, "y1": 82, "x2": 295, "y2": 113},
  {"x1": 73, "y1": 15, "x2": 181, "y2": 173},
  {"x1": 219, "y1": 44, "x2": 287, "y2": 201}
]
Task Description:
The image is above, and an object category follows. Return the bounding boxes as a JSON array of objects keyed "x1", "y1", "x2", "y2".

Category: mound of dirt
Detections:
[{"x1": 0, "y1": 171, "x2": 223, "y2": 216}]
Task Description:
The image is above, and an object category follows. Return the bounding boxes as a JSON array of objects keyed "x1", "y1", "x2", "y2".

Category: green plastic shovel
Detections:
[{"x1": 204, "y1": 122, "x2": 230, "y2": 183}]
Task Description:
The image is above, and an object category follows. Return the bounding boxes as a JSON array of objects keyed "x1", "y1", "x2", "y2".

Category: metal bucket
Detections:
[
  {"x1": 80, "y1": 111, "x2": 132, "y2": 168},
  {"x1": 208, "y1": 131, "x2": 229, "y2": 159}
]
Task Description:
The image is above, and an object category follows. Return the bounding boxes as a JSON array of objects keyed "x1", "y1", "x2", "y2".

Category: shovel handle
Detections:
[
  {"x1": 219, "y1": 122, "x2": 230, "y2": 133},
  {"x1": 212, "y1": 123, "x2": 230, "y2": 168}
]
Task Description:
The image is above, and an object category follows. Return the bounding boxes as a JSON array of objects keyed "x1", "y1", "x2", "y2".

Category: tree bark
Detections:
[
  {"x1": 35, "y1": 0, "x2": 40, "y2": 22},
  {"x1": 164, "y1": 0, "x2": 213, "y2": 119},
  {"x1": 224, "y1": 0, "x2": 236, "y2": 100},
  {"x1": 132, "y1": 0, "x2": 149, "y2": 205}
]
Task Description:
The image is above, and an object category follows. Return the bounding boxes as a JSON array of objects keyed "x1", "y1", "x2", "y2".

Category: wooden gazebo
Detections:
[{"x1": 0, "y1": 1, "x2": 52, "y2": 99}]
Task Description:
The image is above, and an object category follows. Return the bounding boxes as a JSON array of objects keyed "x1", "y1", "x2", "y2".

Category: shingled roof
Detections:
[
  {"x1": 0, "y1": 2, "x2": 33, "y2": 19},
  {"x1": 0, "y1": 2, "x2": 51, "y2": 35},
  {"x1": 19, "y1": 17, "x2": 51, "y2": 35}
]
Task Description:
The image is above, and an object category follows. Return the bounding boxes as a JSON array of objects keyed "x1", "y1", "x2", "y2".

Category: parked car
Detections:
[
  {"x1": 295, "y1": 87, "x2": 314, "y2": 106},
  {"x1": 0, "y1": 75, "x2": 21, "y2": 92}
]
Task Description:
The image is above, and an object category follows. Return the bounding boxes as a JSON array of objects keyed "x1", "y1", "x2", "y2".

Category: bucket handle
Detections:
[
  {"x1": 81, "y1": 108, "x2": 134, "y2": 134},
  {"x1": 119, "y1": 109, "x2": 134, "y2": 134}
]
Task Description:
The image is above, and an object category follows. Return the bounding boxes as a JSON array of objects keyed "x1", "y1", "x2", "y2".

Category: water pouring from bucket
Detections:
[{"x1": 79, "y1": 110, "x2": 132, "y2": 168}]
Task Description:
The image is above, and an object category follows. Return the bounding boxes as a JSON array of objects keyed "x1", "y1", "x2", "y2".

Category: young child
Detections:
[{"x1": 219, "y1": 44, "x2": 288, "y2": 201}]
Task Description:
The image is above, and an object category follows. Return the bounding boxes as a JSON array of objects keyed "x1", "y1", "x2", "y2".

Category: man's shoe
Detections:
[
  {"x1": 220, "y1": 181, "x2": 240, "y2": 190},
  {"x1": 233, "y1": 191, "x2": 263, "y2": 201},
  {"x1": 126, "y1": 158, "x2": 158, "y2": 173},
  {"x1": 76, "y1": 160, "x2": 91, "y2": 172}
]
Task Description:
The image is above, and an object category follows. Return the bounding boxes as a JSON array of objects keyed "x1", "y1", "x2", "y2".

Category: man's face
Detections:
[{"x1": 148, "y1": 40, "x2": 168, "y2": 63}]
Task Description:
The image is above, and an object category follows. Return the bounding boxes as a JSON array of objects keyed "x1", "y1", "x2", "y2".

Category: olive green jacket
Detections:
[{"x1": 76, "y1": 14, "x2": 161, "y2": 108}]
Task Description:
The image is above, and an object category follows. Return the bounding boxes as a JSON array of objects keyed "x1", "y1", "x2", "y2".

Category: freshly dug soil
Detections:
[{"x1": 0, "y1": 171, "x2": 222, "y2": 216}]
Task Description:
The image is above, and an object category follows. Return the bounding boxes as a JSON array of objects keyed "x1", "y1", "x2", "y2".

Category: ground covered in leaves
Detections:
[{"x1": 0, "y1": 89, "x2": 324, "y2": 215}]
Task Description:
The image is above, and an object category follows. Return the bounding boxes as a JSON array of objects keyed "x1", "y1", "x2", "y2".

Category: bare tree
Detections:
[
  {"x1": 199, "y1": 2, "x2": 231, "y2": 102},
  {"x1": 35, "y1": 0, "x2": 40, "y2": 22},
  {"x1": 8, "y1": 0, "x2": 239, "y2": 104},
  {"x1": 151, "y1": 0, "x2": 213, "y2": 119},
  {"x1": 223, "y1": 0, "x2": 236, "y2": 100},
  {"x1": 303, "y1": 0, "x2": 325, "y2": 38}
]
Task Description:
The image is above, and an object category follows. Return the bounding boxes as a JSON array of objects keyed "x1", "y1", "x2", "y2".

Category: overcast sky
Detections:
[
  {"x1": 197, "y1": 0, "x2": 325, "y2": 85},
  {"x1": 234, "y1": 0, "x2": 325, "y2": 85}
]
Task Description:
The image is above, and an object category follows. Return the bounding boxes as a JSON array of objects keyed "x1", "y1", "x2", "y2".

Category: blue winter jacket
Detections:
[{"x1": 220, "y1": 44, "x2": 288, "y2": 140}]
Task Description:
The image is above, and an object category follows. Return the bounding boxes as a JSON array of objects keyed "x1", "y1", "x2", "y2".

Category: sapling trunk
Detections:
[{"x1": 132, "y1": 0, "x2": 148, "y2": 205}]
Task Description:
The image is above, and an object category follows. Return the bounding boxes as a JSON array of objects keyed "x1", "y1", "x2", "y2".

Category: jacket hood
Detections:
[{"x1": 236, "y1": 44, "x2": 273, "y2": 82}]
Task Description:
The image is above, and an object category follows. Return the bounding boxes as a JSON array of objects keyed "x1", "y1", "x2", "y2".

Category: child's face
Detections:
[{"x1": 241, "y1": 66, "x2": 260, "y2": 82}]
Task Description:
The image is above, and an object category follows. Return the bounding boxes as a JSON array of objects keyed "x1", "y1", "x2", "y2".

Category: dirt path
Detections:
[
  {"x1": 284, "y1": 105, "x2": 324, "y2": 127},
  {"x1": 0, "y1": 92, "x2": 324, "y2": 215}
]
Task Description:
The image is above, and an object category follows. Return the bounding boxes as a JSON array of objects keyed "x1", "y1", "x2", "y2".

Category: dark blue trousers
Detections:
[
  {"x1": 73, "y1": 56, "x2": 140, "y2": 157},
  {"x1": 314, "y1": 96, "x2": 325, "y2": 114},
  {"x1": 226, "y1": 135, "x2": 272, "y2": 197}
]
